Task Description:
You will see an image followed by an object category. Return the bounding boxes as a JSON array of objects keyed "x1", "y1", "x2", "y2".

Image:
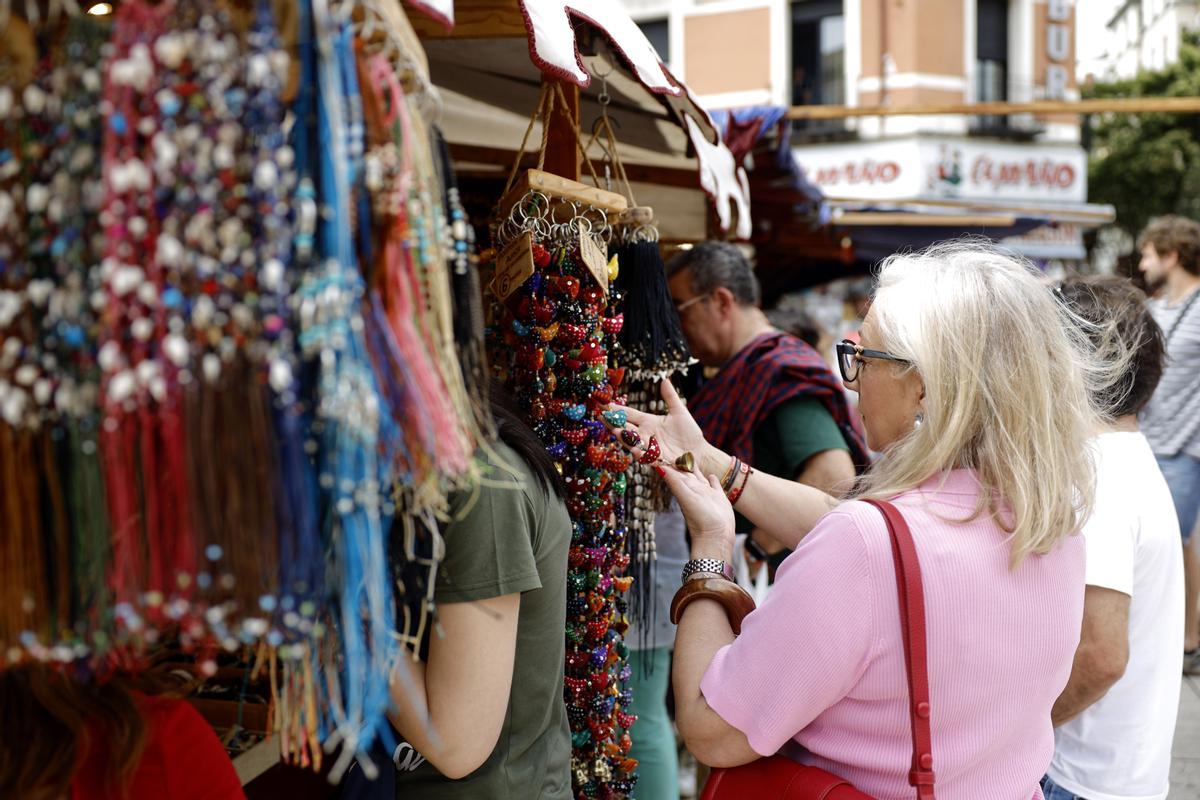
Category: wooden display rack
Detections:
[{"x1": 497, "y1": 168, "x2": 629, "y2": 218}]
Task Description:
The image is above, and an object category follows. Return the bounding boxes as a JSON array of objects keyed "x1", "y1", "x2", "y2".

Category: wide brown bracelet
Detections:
[{"x1": 670, "y1": 577, "x2": 757, "y2": 634}]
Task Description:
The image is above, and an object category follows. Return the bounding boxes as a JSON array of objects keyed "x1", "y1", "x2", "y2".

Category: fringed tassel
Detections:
[
  {"x1": 65, "y1": 419, "x2": 111, "y2": 646},
  {"x1": 610, "y1": 237, "x2": 690, "y2": 651},
  {"x1": 434, "y1": 126, "x2": 495, "y2": 444},
  {"x1": 612, "y1": 241, "x2": 689, "y2": 372},
  {"x1": 38, "y1": 430, "x2": 72, "y2": 639}
]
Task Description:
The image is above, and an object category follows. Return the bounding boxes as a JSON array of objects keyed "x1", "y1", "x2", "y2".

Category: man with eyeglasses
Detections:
[{"x1": 665, "y1": 242, "x2": 869, "y2": 569}]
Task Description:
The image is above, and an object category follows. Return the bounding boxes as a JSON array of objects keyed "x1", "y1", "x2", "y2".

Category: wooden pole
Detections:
[
  {"x1": 542, "y1": 78, "x2": 582, "y2": 181},
  {"x1": 786, "y1": 96, "x2": 1200, "y2": 120}
]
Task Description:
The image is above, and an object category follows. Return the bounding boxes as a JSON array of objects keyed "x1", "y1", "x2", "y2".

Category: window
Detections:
[
  {"x1": 637, "y1": 18, "x2": 670, "y2": 66},
  {"x1": 976, "y1": 0, "x2": 1009, "y2": 102},
  {"x1": 791, "y1": 1, "x2": 845, "y2": 106},
  {"x1": 974, "y1": 0, "x2": 1008, "y2": 130},
  {"x1": 790, "y1": 1, "x2": 845, "y2": 135}
]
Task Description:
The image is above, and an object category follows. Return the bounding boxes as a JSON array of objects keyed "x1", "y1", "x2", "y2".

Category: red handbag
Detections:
[{"x1": 700, "y1": 500, "x2": 936, "y2": 800}]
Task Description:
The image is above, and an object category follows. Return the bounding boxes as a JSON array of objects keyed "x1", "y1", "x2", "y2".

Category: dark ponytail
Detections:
[{"x1": 489, "y1": 382, "x2": 565, "y2": 500}]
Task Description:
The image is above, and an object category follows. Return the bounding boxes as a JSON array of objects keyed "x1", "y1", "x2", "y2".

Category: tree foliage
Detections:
[{"x1": 1085, "y1": 31, "x2": 1200, "y2": 236}]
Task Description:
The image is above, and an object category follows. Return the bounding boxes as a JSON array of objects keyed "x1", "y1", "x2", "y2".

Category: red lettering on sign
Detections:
[
  {"x1": 970, "y1": 156, "x2": 1076, "y2": 191},
  {"x1": 808, "y1": 160, "x2": 901, "y2": 186}
]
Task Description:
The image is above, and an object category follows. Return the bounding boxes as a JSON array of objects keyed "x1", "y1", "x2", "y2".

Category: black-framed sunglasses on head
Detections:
[{"x1": 835, "y1": 340, "x2": 909, "y2": 383}]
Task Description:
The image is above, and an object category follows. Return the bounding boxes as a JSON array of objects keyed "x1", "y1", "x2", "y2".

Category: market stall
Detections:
[{"x1": 0, "y1": 2, "x2": 740, "y2": 799}]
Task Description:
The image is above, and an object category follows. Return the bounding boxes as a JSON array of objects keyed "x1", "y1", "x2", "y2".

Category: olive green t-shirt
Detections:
[{"x1": 393, "y1": 442, "x2": 572, "y2": 800}]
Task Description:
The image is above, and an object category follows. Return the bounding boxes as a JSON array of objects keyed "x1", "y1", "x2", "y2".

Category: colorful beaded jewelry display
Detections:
[
  {"x1": 487, "y1": 186, "x2": 639, "y2": 798},
  {"x1": 0, "y1": 0, "x2": 484, "y2": 775}
]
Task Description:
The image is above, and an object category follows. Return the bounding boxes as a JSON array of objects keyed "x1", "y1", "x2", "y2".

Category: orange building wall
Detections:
[
  {"x1": 860, "y1": 0, "x2": 966, "y2": 82},
  {"x1": 682, "y1": 8, "x2": 772, "y2": 96}
]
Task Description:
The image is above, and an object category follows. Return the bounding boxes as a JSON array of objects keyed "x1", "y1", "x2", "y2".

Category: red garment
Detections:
[{"x1": 72, "y1": 694, "x2": 244, "y2": 800}]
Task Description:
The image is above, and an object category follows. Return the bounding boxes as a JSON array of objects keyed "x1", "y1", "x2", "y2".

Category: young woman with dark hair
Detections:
[{"x1": 379, "y1": 389, "x2": 573, "y2": 799}]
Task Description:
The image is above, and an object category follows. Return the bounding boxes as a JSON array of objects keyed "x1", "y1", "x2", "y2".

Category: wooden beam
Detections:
[
  {"x1": 543, "y1": 79, "x2": 582, "y2": 181},
  {"x1": 786, "y1": 96, "x2": 1200, "y2": 120},
  {"x1": 832, "y1": 212, "x2": 1018, "y2": 227},
  {"x1": 408, "y1": 0, "x2": 526, "y2": 38}
]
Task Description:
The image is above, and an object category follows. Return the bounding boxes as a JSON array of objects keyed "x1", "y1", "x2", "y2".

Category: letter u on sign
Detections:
[{"x1": 1047, "y1": 23, "x2": 1070, "y2": 62}]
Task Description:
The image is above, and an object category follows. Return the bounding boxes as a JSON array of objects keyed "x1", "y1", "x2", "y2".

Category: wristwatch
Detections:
[{"x1": 681, "y1": 558, "x2": 734, "y2": 583}]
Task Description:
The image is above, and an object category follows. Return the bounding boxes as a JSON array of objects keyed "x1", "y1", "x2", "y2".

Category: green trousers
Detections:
[{"x1": 628, "y1": 647, "x2": 679, "y2": 800}]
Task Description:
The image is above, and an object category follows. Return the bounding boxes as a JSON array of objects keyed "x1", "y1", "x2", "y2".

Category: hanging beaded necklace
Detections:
[{"x1": 297, "y1": 0, "x2": 397, "y2": 780}]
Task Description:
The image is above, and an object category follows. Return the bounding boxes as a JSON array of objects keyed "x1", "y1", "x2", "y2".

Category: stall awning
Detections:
[
  {"x1": 825, "y1": 196, "x2": 1116, "y2": 228},
  {"x1": 824, "y1": 197, "x2": 1114, "y2": 263},
  {"x1": 409, "y1": 0, "x2": 752, "y2": 239}
]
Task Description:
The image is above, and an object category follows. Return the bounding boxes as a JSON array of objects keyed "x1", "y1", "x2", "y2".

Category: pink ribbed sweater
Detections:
[{"x1": 700, "y1": 470, "x2": 1085, "y2": 800}]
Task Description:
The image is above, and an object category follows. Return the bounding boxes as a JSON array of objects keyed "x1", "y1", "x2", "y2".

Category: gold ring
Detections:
[{"x1": 674, "y1": 452, "x2": 695, "y2": 472}]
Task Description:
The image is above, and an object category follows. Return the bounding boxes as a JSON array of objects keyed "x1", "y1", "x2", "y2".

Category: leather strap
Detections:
[
  {"x1": 670, "y1": 577, "x2": 757, "y2": 635},
  {"x1": 864, "y1": 499, "x2": 935, "y2": 799}
]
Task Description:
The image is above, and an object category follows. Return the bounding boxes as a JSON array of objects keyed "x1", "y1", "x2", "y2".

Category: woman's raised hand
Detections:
[{"x1": 605, "y1": 379, "x2": 715, "y2": 472}]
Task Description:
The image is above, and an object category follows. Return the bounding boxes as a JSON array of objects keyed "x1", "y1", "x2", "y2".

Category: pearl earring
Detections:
[{"x1": 914, "y1": 411, "x2": 924, "y2": 430}]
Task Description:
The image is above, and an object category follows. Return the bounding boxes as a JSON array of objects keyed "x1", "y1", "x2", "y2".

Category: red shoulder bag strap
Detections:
[{"x1": 863, "y1": 499, "x2": 936, "y2": 800}]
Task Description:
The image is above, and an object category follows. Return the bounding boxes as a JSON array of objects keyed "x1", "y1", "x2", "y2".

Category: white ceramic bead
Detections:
[
  {"x1": 98, "y1": 341, "x2": 123, "y2": 372},
  {"x1": 108, "y1": 369, "x2": 136, "y2": 404},
  {"x1": 163, "y1": 334, "x2": 190, "y2": 367},
  {"x1": 131, "y1": 317, "x2": 155, "y2": 341}
]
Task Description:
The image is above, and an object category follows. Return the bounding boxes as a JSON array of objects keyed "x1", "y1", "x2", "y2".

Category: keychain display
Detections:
[
  {"x1": 485, "y1": 83, "x2": 640, "y2": 797},
  {"x1": 487, "y1": 192, "x2": 639, "y2": 799}
]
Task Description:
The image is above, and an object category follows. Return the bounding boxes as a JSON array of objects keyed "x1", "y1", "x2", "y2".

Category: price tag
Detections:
[
  {"x1": 491, "y1": 230, "x2": 535, "y2": 301},
  {"x1": 579, "y1": 229, "x2": 609, "y2": 296}
]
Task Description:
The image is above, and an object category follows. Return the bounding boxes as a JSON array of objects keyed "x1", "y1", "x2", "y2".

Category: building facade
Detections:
[
  {"x1": 1099, "y1": 0, "x2": 1200, "y2": 79},
  {"x1": 622, "y1": 0, "x2": 1108, "y2": 262}
]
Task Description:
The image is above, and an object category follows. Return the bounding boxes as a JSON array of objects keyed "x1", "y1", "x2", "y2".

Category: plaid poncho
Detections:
[{"x1": 689, "y1": 331, "x2": 870, "y2": 472}]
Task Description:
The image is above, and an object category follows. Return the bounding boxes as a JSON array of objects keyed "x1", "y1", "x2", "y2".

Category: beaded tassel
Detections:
[
  {"x1": 303, "y1": 0, "x2": 397, "y2": 776},
  {"x1": 610, "y1": 229, "x2": 691, "y2": 647},
  {"x1": 0, "y1": 0, "x2": 475, "y2": 776}
]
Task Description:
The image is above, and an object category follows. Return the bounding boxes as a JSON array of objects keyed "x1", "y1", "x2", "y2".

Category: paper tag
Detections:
[
  {"x1": 491, "y1": 231, "x2": 535, "y2": 301},
  {"x1": 579, "y1": 230, "x2": 609, "y2": 296}
]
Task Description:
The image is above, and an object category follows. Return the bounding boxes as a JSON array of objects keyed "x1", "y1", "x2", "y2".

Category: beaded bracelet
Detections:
[
  {"x1": 724, "y1": 459, "x2": 750, "y2": 501},
  {"x1": 728, "y1": 466, "x2": 753, "y2": 507},
  {"x1": 720, "y1": 456, "x2": 741, "y2": 493}
]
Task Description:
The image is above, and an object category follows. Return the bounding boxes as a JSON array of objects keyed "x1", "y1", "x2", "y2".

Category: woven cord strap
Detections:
[
  {"x1": 502, "y1": 82, "x2": 552, "y2": 196},
  {"x1": 502, "y1": 81, "x2": 602, "y2": 196},
  {"x1": 583, "y1": 113, "x2": 637, "y2": 206},
  {"x1": 863, "y1": 499, "x2": 936, "y2": 800}
]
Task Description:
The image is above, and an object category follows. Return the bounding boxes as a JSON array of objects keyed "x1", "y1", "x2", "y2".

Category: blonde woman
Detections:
[{"x1": 615, "y1": 243, "x2": 1105, "y2": 799}]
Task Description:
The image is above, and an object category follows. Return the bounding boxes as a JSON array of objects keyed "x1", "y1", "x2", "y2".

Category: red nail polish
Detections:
[{"x1": 653, "y1": 466, "x2": 666, "y2": 477}]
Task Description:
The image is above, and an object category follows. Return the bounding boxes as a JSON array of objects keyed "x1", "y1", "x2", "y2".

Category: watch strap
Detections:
[{"x1": 681, "y1": 557, "x2": 734, "y2": 583}]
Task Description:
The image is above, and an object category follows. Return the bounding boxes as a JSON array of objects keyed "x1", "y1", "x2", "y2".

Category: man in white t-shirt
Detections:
[{"x1": 1042, "y1": 277, "x2": 1184, "y2": 800}]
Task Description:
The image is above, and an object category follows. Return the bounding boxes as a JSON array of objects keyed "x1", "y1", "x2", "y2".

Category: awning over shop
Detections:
[
  {"x1": 824, "y1": 197, "x2": 1114, "y2": 263},
  {"x1": 408, "y1": 0, "x2": 752, "y2": 239}
]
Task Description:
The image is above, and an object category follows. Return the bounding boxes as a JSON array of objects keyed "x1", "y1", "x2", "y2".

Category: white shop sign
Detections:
[{"x1": 794, "y1": 138, "x2": 1087, "y2": 204}]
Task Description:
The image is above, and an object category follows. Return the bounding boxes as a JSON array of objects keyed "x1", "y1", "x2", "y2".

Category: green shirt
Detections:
[
  {"x1": 752, "y1": 396, "x2": 850, "y2": 481},
  {"x1": 734, "y1": 397, "x2": 849, "y2": 532},
  {"x1": 393, "y1": 442, "x2": 572, "y2": 800}
]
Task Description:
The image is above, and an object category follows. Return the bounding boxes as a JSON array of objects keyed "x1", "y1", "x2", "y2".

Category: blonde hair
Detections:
[{"x1": 856, "y1": 241, "x2": 1106, "y2": 567}]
